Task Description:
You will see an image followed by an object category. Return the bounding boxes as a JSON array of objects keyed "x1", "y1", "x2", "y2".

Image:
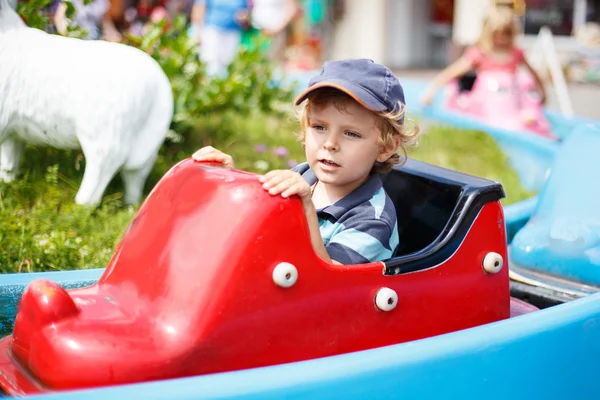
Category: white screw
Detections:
[
  {"x1": 482, "y1": 252, "x2": 504, "y2": 274},
  {"x1": 272, "y1": 262, "x2": 298, "y2": 288},
  {"x1": 375, "y1": 287, "x2": 398, "y2": 311}
]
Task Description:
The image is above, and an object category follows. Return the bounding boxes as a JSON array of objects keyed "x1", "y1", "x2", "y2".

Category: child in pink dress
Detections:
[{"x1": 421, "y1": 6, "x2": 546, "y2": 106}]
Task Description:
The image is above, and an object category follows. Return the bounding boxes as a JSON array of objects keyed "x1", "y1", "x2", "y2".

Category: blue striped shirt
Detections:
[{"x1": 293, "y1": 163, "x2": 399, "y2": 265}]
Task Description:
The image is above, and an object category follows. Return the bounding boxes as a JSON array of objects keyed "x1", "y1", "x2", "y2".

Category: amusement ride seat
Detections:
[{"x1": 381, "y1": 158, "x2": 505, "y2": 274}]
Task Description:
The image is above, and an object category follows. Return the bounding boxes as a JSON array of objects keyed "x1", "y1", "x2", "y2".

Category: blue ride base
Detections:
[
  {"x1": 511, "y1": 125, "x2": 600, "y2": 284},
  {"x1": 1, "y1": 270, "x2": 600, "y2": 399},
  {"x1": 509, "y1": 125, "x2": 600, "y2": 304}
]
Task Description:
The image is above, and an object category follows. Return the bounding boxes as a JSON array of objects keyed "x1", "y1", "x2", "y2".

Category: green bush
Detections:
[{"x1": 127, "y1": 15, "x2": 296, "y2": 146}]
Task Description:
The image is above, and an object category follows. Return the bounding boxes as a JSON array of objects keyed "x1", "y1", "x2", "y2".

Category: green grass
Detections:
[
  {"x1": 0, "y1": 114, "x2": 533, "y2": 273},
  {"x1": 0, "y1": 156, "x2": 136, "y2": 273},
  {"x1": 408, "y1": 123, "x2": 533, "y2": 205}
]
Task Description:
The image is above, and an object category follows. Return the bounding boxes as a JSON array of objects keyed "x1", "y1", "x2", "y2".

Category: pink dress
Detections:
[
  {"x1": 446, "y1": 45, "x2": 554, "y2": 139},
  {"x1": 463, "y1": 46, "x2": 525, "y2": 74}
]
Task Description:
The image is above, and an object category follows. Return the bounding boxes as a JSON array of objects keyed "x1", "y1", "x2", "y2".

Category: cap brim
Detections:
[{"x1": 293, "y1": 79, "x2": 389, "y2": 112}]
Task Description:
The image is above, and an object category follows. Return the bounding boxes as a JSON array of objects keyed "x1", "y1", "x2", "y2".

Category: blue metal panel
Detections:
[
  {"x1": 0, "y1": 269, "x2": 103, "y2": 336},
  {"x1": 504, "y1": 196, "x2": 538, "y2": 243},
  {"x1": 511, "y1": 125, "x2": 600, "y2": 285},
  {"x1": 0, "y1": 269, "x2": 103, "y2": 287},
  {"x1": 20, "y1": 292, "x2": 600, "y2": 400}
]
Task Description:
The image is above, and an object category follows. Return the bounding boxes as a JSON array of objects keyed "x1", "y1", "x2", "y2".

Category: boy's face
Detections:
[{"x1": 304, "y1": 100, "x2": 391, "y2": 195}]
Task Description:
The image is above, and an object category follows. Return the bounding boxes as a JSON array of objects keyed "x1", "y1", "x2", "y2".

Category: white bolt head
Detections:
[
  {"x1": 375, "y1": 287, "x2": 398, "y2": 311},
  {"x1": 483, "y1": 252, "x2": 504, "y2": 274},
  {"x1": 272, "y1": 262, "x2": 298, "y2": 288}
]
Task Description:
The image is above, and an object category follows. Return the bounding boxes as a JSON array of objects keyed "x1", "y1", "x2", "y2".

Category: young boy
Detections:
[{"x1": 193, "y1": 59, "x2": 419, "y2": 265}]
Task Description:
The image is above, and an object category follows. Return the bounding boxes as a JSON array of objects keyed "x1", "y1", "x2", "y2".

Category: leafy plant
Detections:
[{"x1": 127, "y1": 15, "x2": 297, "y2": 146}]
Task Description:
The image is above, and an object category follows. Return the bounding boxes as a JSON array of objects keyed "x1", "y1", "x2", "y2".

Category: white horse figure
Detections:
[{"x1": 0, "y1": 0, "x2": 173, "y2": 204}]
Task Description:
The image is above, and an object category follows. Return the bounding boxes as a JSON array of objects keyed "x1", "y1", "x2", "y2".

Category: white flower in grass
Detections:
[
  {"x1": 254, "y1": 160, "x2": 269, "y2": 171},
  {"x1": 79, "y1": 246, "x2": 90, "y2": 258}
]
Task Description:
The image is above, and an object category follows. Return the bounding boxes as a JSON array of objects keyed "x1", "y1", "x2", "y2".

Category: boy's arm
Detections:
[
  {"x1": 261, "y1": 170, "x2": 394, "y2": 265},
  {"x1": 301, "y1": 201, "x2": 338, "y2": 264},
  {"x1": 260, "y1": 170, "x2": 338, "y2": 264},
  {"x1": 324, "y1": 220, "x2": 394, "y2": 265}
]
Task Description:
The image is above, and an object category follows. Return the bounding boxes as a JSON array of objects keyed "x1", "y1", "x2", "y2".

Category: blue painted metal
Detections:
[
  {"x1": 545, "y1": 109, "x2": 600, "y2": 140},
  {"x1": 504, "y1": 196, "x2": 538, "y2": 243},
  {"x1": 0, "y1": 269, "x2": 102, "y2": 336},
  {"x1": 511, "y1": 125, "x2": 600, "y2": 285},
  {"x1": 1, "y1": 258, "x2": 600, "y2": 398}
]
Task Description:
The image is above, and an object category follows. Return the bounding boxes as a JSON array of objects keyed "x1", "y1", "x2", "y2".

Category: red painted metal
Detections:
[{"x1": 0, "y1": 160, "x2": 510, "y2": 395}]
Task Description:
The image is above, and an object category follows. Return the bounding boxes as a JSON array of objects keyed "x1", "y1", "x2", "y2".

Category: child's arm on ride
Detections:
[
  {"x1": 421, "y1": 56, "x2": 474, "y2": 106},
  {"x1": 260, "y1": 170, "x2": 339, "y2": 265},
  {"x1": 192, "y1": 150, "x2": 335, "y2": 263},
  {"x1": 521, "y1": 58, "x2": 547, "y2": 105},
  {"x1": 192, "y1": 146, "x2": 235, "y2": 168}
]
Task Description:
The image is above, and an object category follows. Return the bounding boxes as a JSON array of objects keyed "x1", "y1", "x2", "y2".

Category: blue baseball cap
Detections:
[{"x1": 294, "y1": 59, "x2": 406, "y2": 122}]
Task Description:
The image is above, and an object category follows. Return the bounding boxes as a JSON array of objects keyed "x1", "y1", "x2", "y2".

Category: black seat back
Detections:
[
  {"x1": 381, "y1": 159, "x2": 504, "y2": 262},
  {"x1": 381, "y1": 164, "x2": 462, "y2": 256}
]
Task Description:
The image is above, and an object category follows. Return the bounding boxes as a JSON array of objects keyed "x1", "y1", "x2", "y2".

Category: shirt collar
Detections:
[{"x1": 298, "y1": 164, "x2": 383, "y2": 220}]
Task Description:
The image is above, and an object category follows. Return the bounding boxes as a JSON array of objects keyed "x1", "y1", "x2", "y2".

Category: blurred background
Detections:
[{"x1": 2, "y1": 0, "x2": 599, "y2": 273}]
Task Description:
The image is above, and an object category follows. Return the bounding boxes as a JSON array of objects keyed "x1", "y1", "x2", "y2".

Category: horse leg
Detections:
[
  {"x1": 0, "y1": 137, "x2": 25, "y2": 182},
  {"x1": 75, "y1": 152, "x2": 123, "y2": 205},
  {"x1": 120, "y1": 154, "x2": 157, "y2": 205}
]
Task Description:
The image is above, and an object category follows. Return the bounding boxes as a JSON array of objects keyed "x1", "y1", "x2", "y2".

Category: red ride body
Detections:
[{"x1": 0, "y1": 160, "x2": 510, "y2": 395}]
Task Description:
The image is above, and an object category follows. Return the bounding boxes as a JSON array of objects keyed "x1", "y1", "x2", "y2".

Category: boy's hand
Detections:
[
  {"x1": 192, "y1": 146, "x2": 235, "y2": 168},
  {"x1": 260, "y1": 170, "x2": 312, "y2": 205}
]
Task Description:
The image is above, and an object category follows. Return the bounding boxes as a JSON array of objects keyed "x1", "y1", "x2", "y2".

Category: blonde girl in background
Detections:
[{"x1": 421, "y1": 5, "x2": 546, "y2": 106}]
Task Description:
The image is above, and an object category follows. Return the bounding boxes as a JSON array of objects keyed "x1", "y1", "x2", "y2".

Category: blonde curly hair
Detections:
[{"x1": 296, "y1": 88, "x2": 420, "y2": 174}]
